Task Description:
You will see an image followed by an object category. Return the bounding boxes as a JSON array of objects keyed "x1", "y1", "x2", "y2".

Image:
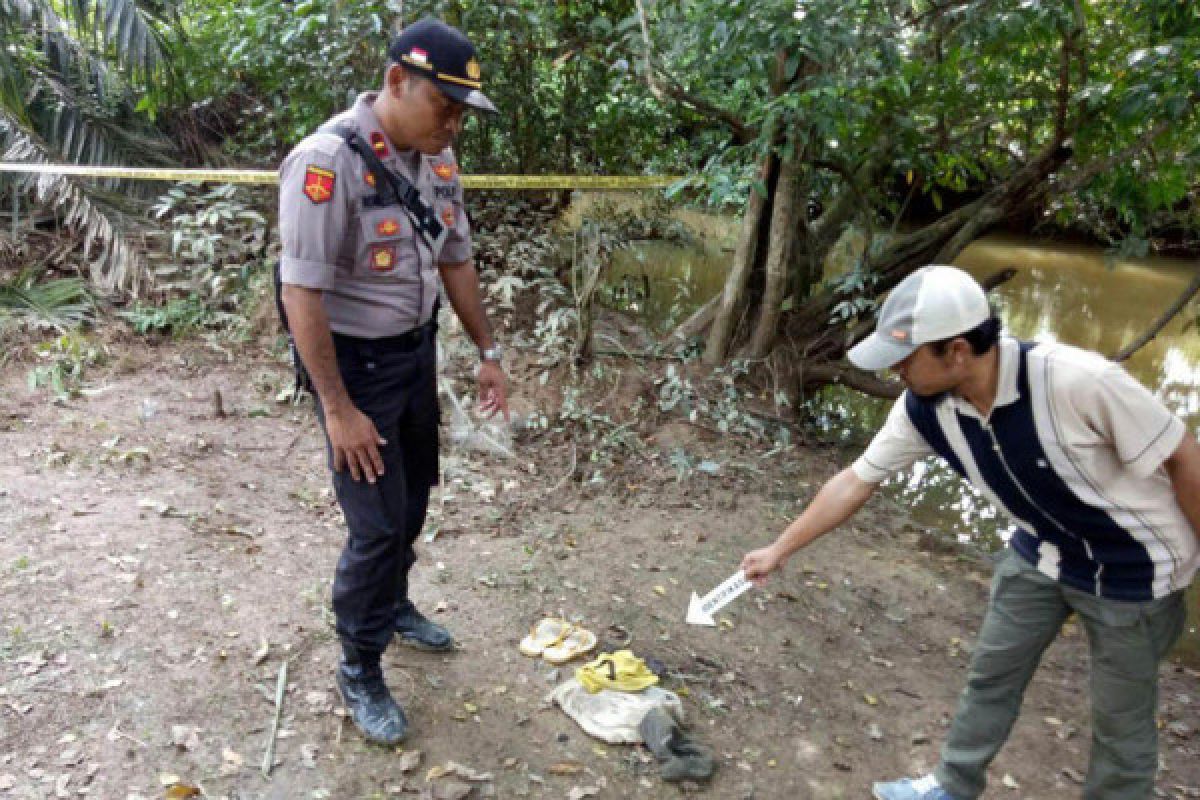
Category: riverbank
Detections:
[{"x1": 2, "y1": 325, "x2": 1200, "y2": 799}]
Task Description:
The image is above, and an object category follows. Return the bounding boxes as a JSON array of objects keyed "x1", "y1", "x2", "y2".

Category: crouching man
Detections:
[{"x1": 741, "y1": 265, "x2": 1200, "y2": 799}]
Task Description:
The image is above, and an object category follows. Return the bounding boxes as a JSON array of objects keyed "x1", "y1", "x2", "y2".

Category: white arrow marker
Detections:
[{"x1": 686, "y1": 570, "x2": 753, "y2": 626}]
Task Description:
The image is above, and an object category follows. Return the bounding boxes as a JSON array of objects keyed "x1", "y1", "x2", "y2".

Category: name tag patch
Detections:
[
  {"x1": 369, "y1": 244, "x2": 396, "y2": 272},
  {"x1": 302, "y1": 166, "x2": 336, "y2": 205}
]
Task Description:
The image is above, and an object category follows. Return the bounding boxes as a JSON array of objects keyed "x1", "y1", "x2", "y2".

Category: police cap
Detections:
[{"x1": 388, "y1": 18, "x2": 497, "y2": 114}]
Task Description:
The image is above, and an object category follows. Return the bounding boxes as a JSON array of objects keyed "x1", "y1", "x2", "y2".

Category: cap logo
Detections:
[
  {"x1": 409, "y1": 47, "x2": 428, "y2": 65},
  {"x1": 890, "y1": 329, "x2": 909, "y2": 341},
  {"x1": 466, "y1": 58, "x2": 481, "y2": 81}
]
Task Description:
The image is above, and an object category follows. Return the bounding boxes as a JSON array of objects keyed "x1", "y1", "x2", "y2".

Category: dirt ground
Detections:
[{"x1": 2, "y1": 329, "x2": 1200, "y2": 800}]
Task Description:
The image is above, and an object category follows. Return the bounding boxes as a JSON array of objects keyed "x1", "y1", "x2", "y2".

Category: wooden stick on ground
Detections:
[{"x1": 262, "y1": 660, "x2": 288, "y2": 778}]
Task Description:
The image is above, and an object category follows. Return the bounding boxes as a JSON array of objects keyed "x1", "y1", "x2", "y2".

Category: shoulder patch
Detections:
[
  {"x1": 433, "y1": 161, "x2": 457, "y2": 181},
  {"x1": 303, "y1": 165, "x2": 336, "y2": 205}
]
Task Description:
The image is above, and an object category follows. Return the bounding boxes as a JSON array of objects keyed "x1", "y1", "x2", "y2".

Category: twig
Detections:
[
  {"x1": 262, "y1": 660, "x2": 288, "y2": 778},
  {"x1": 547, "y1": 441, "x2": 578, "y2": 495},
  {"x1": 107, "y1": 722, "x2": 148, "y2": 748},
  {"x1": 593, "y1": 348, "x2": 684, "y2": 362}
]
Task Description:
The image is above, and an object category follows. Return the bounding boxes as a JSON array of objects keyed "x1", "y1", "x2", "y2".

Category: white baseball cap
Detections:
[{"x1": 847, "y1": 265, "x2": 991, "y2": 371}]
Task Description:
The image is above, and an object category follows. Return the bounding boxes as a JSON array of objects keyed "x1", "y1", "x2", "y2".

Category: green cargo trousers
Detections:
[{"x1": 935, "y1": 549, "x2": 1187, "y2": 800}]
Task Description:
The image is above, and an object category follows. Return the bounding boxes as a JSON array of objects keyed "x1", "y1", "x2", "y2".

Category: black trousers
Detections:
[{"x1": 316, "y1": 330, "x2": 440, "y2": 654}]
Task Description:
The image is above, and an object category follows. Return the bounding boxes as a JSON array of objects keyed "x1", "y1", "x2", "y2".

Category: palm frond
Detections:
[
  {"x1": 0, "y1": 268, "x2": 94, "y2": 332},
  {"x1": 2, "y1": 115, "x2": 151, "y2": 295}
]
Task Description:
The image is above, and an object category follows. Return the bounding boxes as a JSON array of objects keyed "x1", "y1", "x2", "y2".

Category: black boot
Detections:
[
  {"x1": 336, "y1": 645, "x2": 407, "y2": 745},
  {"x1": 394, "y1": 600, "x2": 454, "y2": 651}
]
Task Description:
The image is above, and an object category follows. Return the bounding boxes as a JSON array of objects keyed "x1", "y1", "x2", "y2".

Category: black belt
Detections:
[{"x1": 332, "y1": 322, "x2": 433, "y2": 354}]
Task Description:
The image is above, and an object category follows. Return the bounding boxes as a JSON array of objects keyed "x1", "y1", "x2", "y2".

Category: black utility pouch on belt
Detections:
[{"x1": 273, "y1": 124, "x2": 448, "y2": 395}]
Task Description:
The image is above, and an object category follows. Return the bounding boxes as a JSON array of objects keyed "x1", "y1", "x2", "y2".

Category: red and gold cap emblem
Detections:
[
  {"x1": 369, "y1": 131, "x2": 389, "y2": 157},
  {"x1": 375, "y1": 218, "x2": 400, "y2": 237},
  {"x1": 302, "y1": 165, "x2": 336, "y2": 205},
  {"x1": 432, "y1": 162, "x2": 456, "y2": 181},
  {"x1": 369, "y1": 244, "x2": 396, "y2": 272}
]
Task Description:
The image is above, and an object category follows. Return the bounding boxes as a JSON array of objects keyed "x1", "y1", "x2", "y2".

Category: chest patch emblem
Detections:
[
  {"x1": 433, "y1": 162, "x2": 456, "y2": 180},
  {"x1": 369, "y1": 244, "x2": 396, "y2": 272},
  {"x1": 375, "y1": 218, "x2": 401, "y2": 237},
  {"x1": 364, "y1": 171, "x2": 376, "y2": 188},
  {"x1": 441, "y1": 205, "x2": 456, "y2": 228},
  {"x1": 302, "y1": 166, "x2": 336, "y2": 205},
  {"x1": 369, "y1": 131, "x2": 389, "y2": 157}
]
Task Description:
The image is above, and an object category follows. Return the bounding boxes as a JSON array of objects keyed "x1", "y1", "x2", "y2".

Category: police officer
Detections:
[{"x1": 278, "y1": 18, "x2": 508, "y2": 745}]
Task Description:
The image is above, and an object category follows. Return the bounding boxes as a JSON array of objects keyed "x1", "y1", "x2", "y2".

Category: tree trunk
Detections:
[
  {"x1": 745, "y1": 153, "x2": 800, "y2": 359},
  {"x1": 704, "y1": 153, "x2": 775, "y2": 365}
]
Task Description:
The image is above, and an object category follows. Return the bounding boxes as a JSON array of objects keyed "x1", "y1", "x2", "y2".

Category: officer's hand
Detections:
[
  {"x1": 324, "y1": 406, "x2": 387, "y2": 483},
  {"x1": 476, "y1": 360, "x2": 510, "y2": 422},
  {"x1": 740, "y1": 544, "x2": 785, "y2": 587}
]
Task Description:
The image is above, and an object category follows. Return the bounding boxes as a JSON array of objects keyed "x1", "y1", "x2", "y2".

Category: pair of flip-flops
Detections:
[{"x1": 519, "y1": 617, "x2": 597, "y2": 665}]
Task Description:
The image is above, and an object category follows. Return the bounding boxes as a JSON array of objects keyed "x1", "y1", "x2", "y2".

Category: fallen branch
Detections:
[
  {"x1": 547, "y1": 441, "x2": 578, "y2": 495},
  {"x1": 262, "y1": 660, "x2": 288, "y2": 778},
  {"x1": 1113, "y1": 269, "x2": 1200, "y2": 363}
]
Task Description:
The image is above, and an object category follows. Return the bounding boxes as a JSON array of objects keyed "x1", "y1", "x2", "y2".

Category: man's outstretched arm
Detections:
[{"x1": 741, "y1": 467, "x2": 877, "y2": 585}]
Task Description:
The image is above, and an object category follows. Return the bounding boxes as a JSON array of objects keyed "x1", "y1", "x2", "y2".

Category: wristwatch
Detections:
[{"x1": 480, "y1": 344, "x2": 503, "y2": 363}]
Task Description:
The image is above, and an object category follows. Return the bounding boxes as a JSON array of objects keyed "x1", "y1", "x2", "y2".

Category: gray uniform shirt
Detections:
[{"x1": 278, "y1": 92, "x2": 472, "y2": 338}]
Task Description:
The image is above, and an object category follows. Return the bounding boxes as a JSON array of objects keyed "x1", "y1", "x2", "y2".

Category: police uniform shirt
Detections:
[
  {"x1": 852, "y1": 336, "x2": 1198, "y2": 600},
  {"x1": 278, "y1": 92, "x2": 472, "y2": 338}
]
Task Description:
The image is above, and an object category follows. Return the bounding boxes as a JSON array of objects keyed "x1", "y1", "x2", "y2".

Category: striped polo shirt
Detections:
[{"x1": 853, "y1": 336, "x2": 1197, "y2": 601}]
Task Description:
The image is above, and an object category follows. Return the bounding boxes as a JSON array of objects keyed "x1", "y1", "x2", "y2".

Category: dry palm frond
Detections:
[
  {"x1": 0, "y1": 0, "x2": 180, "y2": 296},
  {"x1": 2, "y1": 118, "x2": 151, "y2": 295}
]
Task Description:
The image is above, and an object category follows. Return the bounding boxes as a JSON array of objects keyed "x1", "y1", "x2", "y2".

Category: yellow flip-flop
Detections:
[
  {"x1": 518, "y1": 617, "x2": 572, "y2": 657},
  {"x1": 542, "y1": 627, "x2": 597, "y2": 665}
]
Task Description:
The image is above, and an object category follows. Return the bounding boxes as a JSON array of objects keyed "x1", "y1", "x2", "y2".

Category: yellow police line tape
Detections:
[{"x1": 0, "y1": 162, "x2": 682, "y2": 190}]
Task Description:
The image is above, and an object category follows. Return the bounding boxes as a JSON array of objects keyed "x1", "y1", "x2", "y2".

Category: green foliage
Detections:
[
  {"x1": 173, "y1": 0, "x2": 392, "y2": 158},
  {"x1": 173, "y1": 0, "x2": 682, "y2": 174},
  {"x1": 117, "y1": 183, "x2": 268, "y2": 339},
  {"x1": 118, "y1": 293, "x2": 237, "y2": 337},
  {"x1": 0, "y1": 270, "x2": 94, "y2": 333},
  {"x1": 629, "y1": 0, "x2": 1199, "y2": 249},
  {"x1": 27, "y1": 332, "x2": 107, "y2": 401},
  {"x1": 148, "y1": 182, "x2": 269, "y2": 302}
]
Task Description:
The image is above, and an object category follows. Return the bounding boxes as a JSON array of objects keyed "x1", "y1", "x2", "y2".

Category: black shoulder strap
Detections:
[{"x1": 325, "y1": 124, "x2": 445, "y2": 247}]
